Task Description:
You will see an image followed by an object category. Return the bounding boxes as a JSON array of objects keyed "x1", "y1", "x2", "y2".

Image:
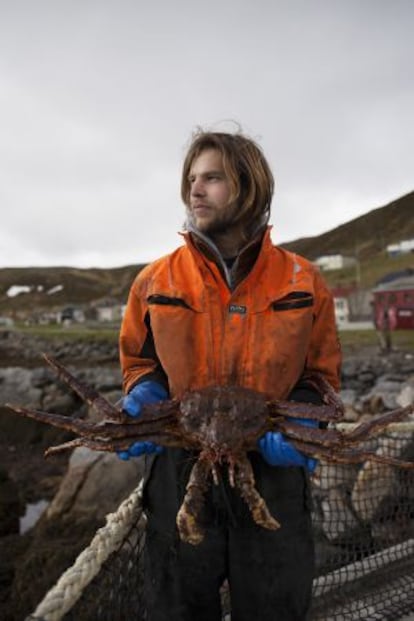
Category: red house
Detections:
[{"x1": 372, "y1": 274, "x2": 414, "y2": 330}]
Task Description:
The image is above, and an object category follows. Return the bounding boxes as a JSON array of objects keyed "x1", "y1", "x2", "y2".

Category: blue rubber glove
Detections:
[
  {"x1": 122, "y1": 381, "x2": 168, "y2": 417},
  {"x1": 258, "y1": 418, "x2": 318, "y2": 473},
  {"x1": 117, "y1": 381, "x2": 168, "y2": 461}
]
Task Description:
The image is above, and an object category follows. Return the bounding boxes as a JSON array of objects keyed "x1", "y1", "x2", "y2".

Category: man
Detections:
[{"x1": 119, "y1": 130, "x2": 341, "y2": 621}]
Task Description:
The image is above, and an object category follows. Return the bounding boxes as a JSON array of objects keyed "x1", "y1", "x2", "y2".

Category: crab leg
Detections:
[
  {"x1": 43, "y1": 432, "x2": 188, "y2": 458},
  {"x1": 277, "y1": 420, "x2": 343, "y2": 447},
  {"x1": 290, "y1": 439, "x2": 414, "y2": 468},
  {"x1": 45, "y1": 438, "x2": 92, "y2": 457},
  {"x1": 5, "y1": 402, "x2": 192, "y2": 458},
  {"x1": 300, "y1": 371, "x2": 345, "y2": 415},
  {"x1": 5, "y1": 404, "x2": 119, "y2": 435},
  {"x1": 234, "y1": 454, "x2": 280, "y2": 531},
  {"x1": 45, "y1": 352, "x2": 180, "y2": 424},
  {"x1": 176, "y1": 457, "x2": 212, "y2": 545},
  {"x1": 343, "y1": 405, "x2": 414, "y2": 442},
  {"x1": 268, "y1": 401, "x2": 342, "y2": 422},
  {"x1": 5, "y1": 403, "x2": 179, "y2": 440},
  {"x1": 43, "y1": 354, "x2": 123, "y2": 421},
  {"x1": 43, "y1": 434, "x2": 185, "y2": 457},
  {"x1": 276, "y1": 405, "x2": 413, "y2": 451}
]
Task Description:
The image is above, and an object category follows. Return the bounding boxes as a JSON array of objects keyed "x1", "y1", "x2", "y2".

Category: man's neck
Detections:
[{"x1": 209, "y1": 229, "x2": 245, "y2": 259}]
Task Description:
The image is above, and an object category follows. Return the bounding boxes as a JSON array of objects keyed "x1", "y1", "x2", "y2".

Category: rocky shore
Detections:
[{"x1": 0, "y1": 329, "x2": 413, "y2": 620}]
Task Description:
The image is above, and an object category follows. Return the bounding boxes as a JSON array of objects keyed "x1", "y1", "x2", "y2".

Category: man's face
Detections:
[{"x1": 187, "y1": 148, "x2": 239, "y2": 235}]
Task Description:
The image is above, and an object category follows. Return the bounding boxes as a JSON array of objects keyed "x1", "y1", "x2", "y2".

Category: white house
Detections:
[
  {"x1": 333, "y1": 297, "x2": 350, "y2": 325},
  {"x1": 314, "y1": 254, "x2": 357, "y2": 271},
  {"x1": 386, "y1": 239, "x2": 414, "y2": 257},
  {"x1": 96, "y1": 303, "x2": 123, "y2": 322},
  {"x1": 57, "y1": 306, "x2": 86, "y2": 324}
]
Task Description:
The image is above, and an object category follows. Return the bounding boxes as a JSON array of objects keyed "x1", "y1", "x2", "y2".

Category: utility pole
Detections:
[{"x1": 354, "y1": 244, "x2": 361, "y2": 287}]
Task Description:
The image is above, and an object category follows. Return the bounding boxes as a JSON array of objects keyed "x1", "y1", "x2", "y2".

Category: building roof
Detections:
[
  {"x1": 372, "y1": 274, "x2": 414, "y2": 293},
  {"x1": 375, "y1": 267, "x2": 414, "y2": 285}
]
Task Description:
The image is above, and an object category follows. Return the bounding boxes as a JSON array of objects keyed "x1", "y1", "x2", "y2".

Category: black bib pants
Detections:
[{"x1": 143, "y1": 448, "x2": 315, "y2": 621}]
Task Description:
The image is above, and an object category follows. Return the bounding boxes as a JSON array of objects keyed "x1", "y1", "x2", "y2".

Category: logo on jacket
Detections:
[{"x1": 229, "y1": 304, "x2": 247, "y2": 315}]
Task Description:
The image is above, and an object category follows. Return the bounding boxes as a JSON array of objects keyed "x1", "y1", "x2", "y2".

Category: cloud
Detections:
[{"x1": 0, "y1": 1, "x2": 413, "y2": 267}]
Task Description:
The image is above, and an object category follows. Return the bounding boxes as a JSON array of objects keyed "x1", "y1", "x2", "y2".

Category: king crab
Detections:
[{"x1": 6, "y1": 354, "x2": 414, "y2": 545}]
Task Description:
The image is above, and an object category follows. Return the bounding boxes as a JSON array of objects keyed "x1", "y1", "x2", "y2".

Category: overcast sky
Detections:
[{"x1": 1, "y1": 0, "x2": 413, "y2": 268}]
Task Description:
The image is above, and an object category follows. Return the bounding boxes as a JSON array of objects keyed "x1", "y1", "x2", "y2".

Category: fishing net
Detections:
[{"x1": 26, "y1": 425, "x2": 414, "y2": 621}]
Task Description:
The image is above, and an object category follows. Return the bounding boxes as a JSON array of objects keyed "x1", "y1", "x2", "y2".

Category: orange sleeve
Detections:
[
  {"x1": 119, "y1": 271, "x2": 166, "y2": 394},
  {"x1": 306, "y1": 269, "x2": 342, "y2": 391}
]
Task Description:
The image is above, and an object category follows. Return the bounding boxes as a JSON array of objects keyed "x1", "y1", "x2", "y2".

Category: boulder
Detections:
[
  {"x1": 0, "y1": 368, "x2": 42, "y2": 407},
  {"x1": 46, "y1": 446, "x2": 143, "y2": 522},
  {"x1": 0, "y1": 467, "x2": 23, "y2": 536}
]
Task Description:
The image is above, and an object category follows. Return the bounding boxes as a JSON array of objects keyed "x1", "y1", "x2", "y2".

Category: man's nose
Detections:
[{"x1": 191, "y1": 178, "x2": 206, "y2": 196}]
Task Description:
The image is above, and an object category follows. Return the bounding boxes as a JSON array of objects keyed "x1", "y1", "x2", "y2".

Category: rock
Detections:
[
  {"x1": 341, "y1": 359, "x2": 361, "y2": 380},
  {"x1": 339, "y1": 389, "x2": 360, "y2": 421},
  {"x1": 358, "y1": 385, "x2": 401, "y2": 413},
  {"x1": 0, "y1": 467, "x2": 24, "y2": 536},
  {"x1": 315, "y1": 462, "x2": 359, "y2": 493},
  {"x1": 0, "y1": 368, "x2": 42, "y2": 407},
  {"x1": 30, "y1": 366, "x2": 55, "y2": 388},
  {"x1": 46, "y1": 446, "x2": 143, "y2": 522},
  {"x1": 0, "y1": 532, "x2": 29, "y2": 620},
  {"x1": 42, "y1": 386, "x2": 78, "y2": 413},
  {"x1": 343, "y1": 407, "x2": 360, "y2": 422},
  {"x1": 339, "y1": 389, "x2": 357, "y2": 407},
  {"x1": 369, "y1": 393, "x2": 386, "y2": 413},
  {"x1": 75, "y1": 366, "x2": 122, "y2": 391},
  {"x1": 320, "y1": 487, "x2": 359, "y2": 542},
  {"x1": 397, "y1": 375, "x2": 414, "y2": 408},
  {"x1": 357, "y1": 371, "x2": 376, "y2": 384},
  {"x1": 351, "y1": 431, "x2": 414, "y2": 522},
  {"x1": 352, "y1": 461, "x2": 395, "y2": 522}
]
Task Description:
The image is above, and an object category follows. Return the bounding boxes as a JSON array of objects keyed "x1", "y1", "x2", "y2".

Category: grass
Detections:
[
  {"x1": 338, "y1": 328, "x2": 414, "y2": 352},
  {"x1": 5, "y1": 324, "x2": 414, "y2": 354},
  {"x1": 5, "y1": 323, "x2": 119, "y2": 343}
]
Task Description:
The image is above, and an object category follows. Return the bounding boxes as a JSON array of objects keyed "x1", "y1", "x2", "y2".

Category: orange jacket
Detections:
[{"x1": 120, "y1": 228, "x2": 341, "y2": 399}]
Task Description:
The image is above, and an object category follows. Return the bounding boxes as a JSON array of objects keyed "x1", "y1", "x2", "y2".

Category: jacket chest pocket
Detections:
[
  {"x1": 271, "y1": 291, "x2": 314, "y2": 312},
  {"x1": 147, "y1": 294, "x2": 197, "y2": 340},
  {"x1": 147, "y1": 294, "x2": 192, "y2": 310},
  {"x1": 268, "y1": 290, "x2": 315, "y2": 344},
  {"x1": 241, "y1": 290, "x2": 316, "y2": 395},
  {"x1": 249, "y1": 291, "x2": 315, "y2": 379}
]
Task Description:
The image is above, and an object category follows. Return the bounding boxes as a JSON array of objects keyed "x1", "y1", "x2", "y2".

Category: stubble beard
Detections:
[{"x1": 187, "y1": 205, "x2": 240, "y2": 237}]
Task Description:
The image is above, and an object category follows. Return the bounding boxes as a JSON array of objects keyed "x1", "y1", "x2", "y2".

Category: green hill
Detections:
[
  {"x1": 281, "y1": 191, "x2": 414, "y2": 289},
  {"x1": 281, "y1": 191, "x2": 414, "y2": 261},
  {"x1": 0, "y1": 264, "x2": 145, "y2": 315}
]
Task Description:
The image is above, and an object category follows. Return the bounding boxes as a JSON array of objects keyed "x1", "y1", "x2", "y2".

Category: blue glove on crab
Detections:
[
  {"x1": 117, "y1": 381, "x2": 168, "y2": 461},
  {"x1": 258, "y1": 418, "x2": 319, "y2": 473}
]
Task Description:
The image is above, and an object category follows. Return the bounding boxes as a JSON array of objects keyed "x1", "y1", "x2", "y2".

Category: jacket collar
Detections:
[{"x1": 181, "y1": 225, "x2": 272, "y2": 291}]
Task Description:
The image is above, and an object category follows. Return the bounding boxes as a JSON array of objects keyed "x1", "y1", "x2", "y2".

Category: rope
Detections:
[{"x1": 28, "y1": 482, "x2": 144, "y2": 621}]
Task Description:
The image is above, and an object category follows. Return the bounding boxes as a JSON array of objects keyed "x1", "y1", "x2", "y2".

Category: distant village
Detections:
[
  {"x1": 315, "y1": 238, "x2": 414, "y2": 330},
  {"x1": 1, "y1": 237, "x2": 413, "y2": 331},
  {"x1": 0, "y1": 297, "x2": 126, "y2": 328}
]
